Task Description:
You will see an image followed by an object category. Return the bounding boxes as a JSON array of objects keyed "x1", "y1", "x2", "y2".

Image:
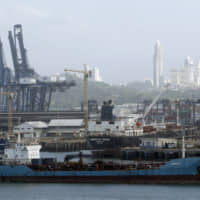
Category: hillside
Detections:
[{"x1": 50, "y1": 74, "x2": 200, "y2": 110}]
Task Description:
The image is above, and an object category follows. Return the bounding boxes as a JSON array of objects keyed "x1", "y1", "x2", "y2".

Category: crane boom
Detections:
[
  {"x1": 64, "y1": 69, "x2": 85, "y2": 74},
  {"x1": 133, "y1": 86, "x2": 168, "y2": 125},
  {"x1": 143, "y1": 89, "x2": 165, "y2": 119}
]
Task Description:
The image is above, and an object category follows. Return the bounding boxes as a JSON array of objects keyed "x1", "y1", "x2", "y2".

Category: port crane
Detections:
[
  {"x1": 143, "y1": 88, "x2": 166, "y2": 120},
  {"x1": 0, "y1": 86, "x2": 16, "y2": 139},
  {"x1": 135, "y1": 85, "x2": 169, "y2": 126},
  {"x1": 64, "y1": 65, "x2": 92, "y2": 134},
  {"x1": 0, "y1": 24, "x2": 76, "y2": 113}
]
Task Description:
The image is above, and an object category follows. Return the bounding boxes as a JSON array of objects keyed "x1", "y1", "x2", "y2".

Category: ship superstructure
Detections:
[
  {"x1": 87, "y1": 100, "x2": 143, "y2": 149},
  {"x1": 5, "y1": 143, "x2": 41, "y2": 163},
  {"x1": 88, "y1": 101, "x2": 143, "y2": 137}
]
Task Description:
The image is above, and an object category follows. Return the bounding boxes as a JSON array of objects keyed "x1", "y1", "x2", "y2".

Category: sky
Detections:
[{"x1": 0, "y1": 0, "x2": 200, "y2": 84}]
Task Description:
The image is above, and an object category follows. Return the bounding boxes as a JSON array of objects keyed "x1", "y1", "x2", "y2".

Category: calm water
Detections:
[{"x1": 0, "y1": 184, "x2": 200, "y2": 200}]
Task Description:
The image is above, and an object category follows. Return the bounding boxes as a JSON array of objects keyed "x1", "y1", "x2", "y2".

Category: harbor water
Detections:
[{"x1": 0, "y1": 184, "x2": 200, "y2": 200}]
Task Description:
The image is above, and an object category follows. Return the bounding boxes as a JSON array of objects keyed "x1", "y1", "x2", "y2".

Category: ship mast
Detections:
[
  {"x1": 182, "y1": 130, "x2": 185, "y2": 159},
  {"x1": 178, "y1": 100, "x2": 186, "y2": 159}
]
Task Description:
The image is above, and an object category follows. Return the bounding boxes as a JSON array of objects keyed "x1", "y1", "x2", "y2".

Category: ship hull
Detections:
[
  {"x1": 0, "y1": 157, "x2": 200, "y2": 184},
  {"x1": 87, "y1": 136, "x2": 141, "y2": 149},
  {"x1": 1, "y1": 175, "x2": 200, "y2": 184}
]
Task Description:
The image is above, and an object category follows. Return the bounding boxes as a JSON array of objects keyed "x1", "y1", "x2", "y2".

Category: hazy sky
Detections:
[{"x1": 1, "y1": 0, "x2": 200, "y2": 83}]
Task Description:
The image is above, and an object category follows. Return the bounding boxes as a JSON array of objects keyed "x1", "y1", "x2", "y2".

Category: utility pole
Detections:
[
  {"x1": 181, "y1": 130, "x2": 185, "y2": 159},
  {"x1": 179, "y1": 100, "x2": 186, "y2": 159},
  {"x1": 0, "y1": 86, "x2": 16, "y2": 139},
  {"x1": 64, "y1": 64, "x2": 91, "y2": 134}
]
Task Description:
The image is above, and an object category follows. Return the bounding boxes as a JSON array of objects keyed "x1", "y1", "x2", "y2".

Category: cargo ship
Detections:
[
  {"x1": 87, "y1": 100, "x2": 143, "y2": 149},
  {"x1": 1, "y1": 157, "x2": 200, "y2": 184},
  {"x1": 1, "y1": 140, "x2": 200, "y2": 184},
  {"x1": 87, "y1": 99, "x2": 182, "y2": 150}
]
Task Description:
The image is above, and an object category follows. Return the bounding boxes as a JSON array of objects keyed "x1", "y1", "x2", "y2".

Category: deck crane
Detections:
[
  {"x1": 64, "y1": 64, "x2": 92, "y2": 134},
  {"x1": 135, "y1": 85, "x2": 169, "y2": 126},
  {"x1": 0, "y1": 86, "x2": 16, "y2": 139},
  {"x1": 143, "y1": 88, "x2": 166, "y2": 120}
]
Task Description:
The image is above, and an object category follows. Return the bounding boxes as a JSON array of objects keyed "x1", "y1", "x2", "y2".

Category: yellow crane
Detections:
[
  {"x1": 0, "y1": 86, "x2": 16, "y2": 139},
  {"x1": 64, "y1": 64, "x2": 92, "y2": 134}
]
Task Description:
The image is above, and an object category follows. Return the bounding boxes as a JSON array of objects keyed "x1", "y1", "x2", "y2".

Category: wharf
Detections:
[
  {"x1": 93, "y1": 148, "x2": 200, "y2": 161},
  {"x1": 40, "y1": 138, "x2": 87, "y2": 152},
  {"x1": 0, "y1": 111, "x2": 84, "y2": 130}
]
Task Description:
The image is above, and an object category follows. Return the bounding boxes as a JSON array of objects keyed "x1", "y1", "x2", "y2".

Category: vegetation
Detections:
[{"x1": 50, "y1": 74, "x2": 200, "y2": 110}]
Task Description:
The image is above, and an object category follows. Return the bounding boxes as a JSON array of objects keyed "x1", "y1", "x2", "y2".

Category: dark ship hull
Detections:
[
  {"x1": 87, "y1": 136, "x2": 141, "y2": 149},
  {"x1": 1, "y1": 175, "x2": 200, "y2": 184}
]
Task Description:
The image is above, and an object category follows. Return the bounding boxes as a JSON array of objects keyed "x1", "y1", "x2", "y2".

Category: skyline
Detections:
[{"x1": 1, "y1": 0, "x2": 200, "y2": 83}]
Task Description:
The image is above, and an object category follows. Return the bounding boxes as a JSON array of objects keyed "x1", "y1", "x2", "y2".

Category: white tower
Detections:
[
  {"x1": 92, "y1": 67, "x2": 102, "y2": 82},
  {"x1": 153, "y1": 40, "x2": 163, "y2": 89},
  {"x1": 184, "y1": 56, "x2": 193, "y2": 68}
]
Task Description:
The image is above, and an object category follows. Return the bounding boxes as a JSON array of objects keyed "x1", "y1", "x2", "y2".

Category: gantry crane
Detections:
[
  {"x1": 0, "y1": 86, "x2": 16, "y2": 139},
  {"x1": 64, "y1": 64, "x2": 92, "y2": 134}
]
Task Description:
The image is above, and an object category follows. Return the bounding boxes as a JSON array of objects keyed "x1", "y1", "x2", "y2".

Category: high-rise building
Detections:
[
  {"x1": 170, "y1": 56, "x2": 199, "y2": 88},
  {"x1": 153, "y1": 40, "x2": 163, "y2": 89},
  {"x1": 91, "y1": 67, "x2": 103, "y2": 82}
]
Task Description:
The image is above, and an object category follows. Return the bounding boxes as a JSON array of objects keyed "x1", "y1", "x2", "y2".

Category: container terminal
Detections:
[
  {"x1": 1, "y1": 24, "x2": 200, "y2": 164},
  {"x1": 0, "y1": 26, "x2": 200, "y2": 184}
]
